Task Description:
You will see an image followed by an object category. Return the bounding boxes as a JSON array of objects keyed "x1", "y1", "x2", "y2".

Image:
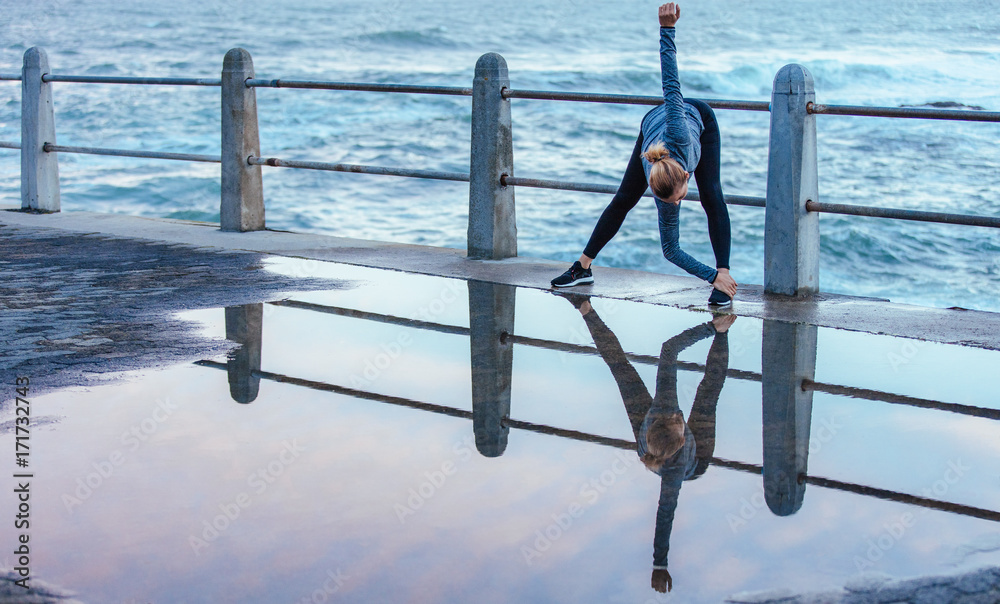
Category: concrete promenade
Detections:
[{"x1": 3, "y1": 207, "x2": 1000, "y2": 352}]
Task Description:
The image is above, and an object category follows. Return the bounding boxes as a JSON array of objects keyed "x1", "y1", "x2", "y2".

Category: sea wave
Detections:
[{"x1": 352, "y1": 27, "x2": 464, "y2": 49}]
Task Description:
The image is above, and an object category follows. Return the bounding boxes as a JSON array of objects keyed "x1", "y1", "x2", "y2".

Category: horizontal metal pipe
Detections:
[
  {"x1": 17, "y1": 73, "x2": 999, "y2": 126},
  {"x1": 196, "y1": 359, "x2": 633, "y2": 451},
  {"x1": 268, "y1": 299, "x2": 1000, "y2": 421},
  {"x1": 42, "y1": 74, "x2": 221, "y2": 86},
  {"x1": 195, "y1": 359, "x2": 1000, "y2": 523},
  {"x1": 273, "y1": 300, "x2": 472, "y2": 336},
  {"x1": 804, "y1": 379, "x2": 1000, "y2": 421},
  {"x1": 510, "y1": 332, "x2": 764, "y2": 382},
  {"x1": 511, "y1": 331, "x2": 1000, "y2": 420},
  {"x1": 687, "y1": 190, "x2": 767, "y2": 208},
  {"x1": 249, "y1": 155, "x2": 470, "y2": 182},
  {"x1": 502, "y1": 175, "x2": 767, "y2": 207},
  {"x1": 43, "y1": 144, "x2": 221, "y2": 163},
  {"x1": 803, "y1": 474, "x2": 1000, "y2": 523},
  {"x1": 502, "y1": 89, "x2": 771, "y2": 112},
  {"x1": 0, "y1": 141, "x2": 21, "y2": 150},
  {"x1": 502, "y1": 89, "x2": 999, "y2": 123},
  {"x1": 503, "y1": 175, "x2": 625, "y2": 195},
  {"x1": 503, "y1": 88, "x2": 660, "y2": 106},
  {"x1": 806, "y1": 200, "x2": 1000, "y2": 228},
  {"x1": 809, "y1": 102, "x2": 1000, "y2": 123},
  {"x1": 246, "y1": 78, "x2": 472, "y2": 96}
]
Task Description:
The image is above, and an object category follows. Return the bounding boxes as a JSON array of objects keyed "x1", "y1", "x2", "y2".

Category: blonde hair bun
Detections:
[
  {"x1": 643, "y1": 142, "x2": 671, "y2": 163},
  {"x1": 643, "y1": 142, "x2": 688, "y2": 200}
]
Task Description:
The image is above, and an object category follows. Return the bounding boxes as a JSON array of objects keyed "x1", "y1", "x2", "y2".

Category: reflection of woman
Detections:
[
  {"x1": 567, "y1": 294, "x2": 732, "y2": 593},
  {"x1": 551, "y1": 3, "x2": 737, "y2": 306}
]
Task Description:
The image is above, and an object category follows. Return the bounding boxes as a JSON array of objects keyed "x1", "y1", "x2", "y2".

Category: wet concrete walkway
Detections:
[
  {"x1": 0, "y1": 217, "x2": 345, "y2": 399},
  {"x1": 3, "y1": 208, "x2": 1000, "y2": 351}
]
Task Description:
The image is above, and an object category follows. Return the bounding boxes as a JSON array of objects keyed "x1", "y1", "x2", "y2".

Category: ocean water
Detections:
[{"x1": 1, "y1": 0, "x2": 998, "y2": 311}]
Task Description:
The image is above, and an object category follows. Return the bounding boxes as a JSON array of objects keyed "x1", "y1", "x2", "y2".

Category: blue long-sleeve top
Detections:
[
  {"x1": 640, "y1": 28, "x2": 717, "y2": 284},
  {"x1": 640, "y1": 27, "x2": 704, "y2": 176}
]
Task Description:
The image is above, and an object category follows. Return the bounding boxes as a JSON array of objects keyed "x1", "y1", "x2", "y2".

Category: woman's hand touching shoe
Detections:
[{"x1": 712, "y1": 268, "x2": 738, "y2": 298}]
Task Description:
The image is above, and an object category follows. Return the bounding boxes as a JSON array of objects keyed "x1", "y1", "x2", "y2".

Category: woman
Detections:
[{"x1": 550, "y1": 3, "x2": 738, "y2": 305}]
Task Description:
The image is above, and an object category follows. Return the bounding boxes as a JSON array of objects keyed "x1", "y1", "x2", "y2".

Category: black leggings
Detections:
[{"x1": 582, "y1": 99, "x2": 731, "y2": 271}]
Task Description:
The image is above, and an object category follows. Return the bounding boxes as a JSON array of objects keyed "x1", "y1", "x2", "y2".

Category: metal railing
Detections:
[
  {"x1": 43, "y1": 143, "x2": 220, "y2": 164},
  {"x1": 42, "y1": 74, "x2": 221, "y2": 87},
  {"x1": 247, "y1": 155, "x2": 468, "y2": 183},
  {"x1": 4, "y1": 47, "x2": 999, "y2": 295}
]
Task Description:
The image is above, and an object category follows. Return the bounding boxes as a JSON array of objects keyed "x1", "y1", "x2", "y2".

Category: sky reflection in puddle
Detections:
[{"x1": 4, "y1": 259, "x2": 999, "y2": 603}]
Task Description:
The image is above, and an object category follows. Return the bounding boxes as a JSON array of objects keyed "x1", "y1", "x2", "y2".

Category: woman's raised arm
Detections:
[{"x1": 657, "y1": 4, "x2": 689, "y2": 148}]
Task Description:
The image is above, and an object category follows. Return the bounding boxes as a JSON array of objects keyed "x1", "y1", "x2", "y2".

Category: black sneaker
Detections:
[
  {"x1": 551, "y1": 261, "x2": 594, "y2": 288},
  {"x1": 708, "y1": 289, "x2": 732, "y2": 306}
]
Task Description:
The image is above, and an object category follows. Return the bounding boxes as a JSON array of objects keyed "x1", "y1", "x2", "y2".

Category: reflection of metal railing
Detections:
[
  {"x1": 198, "y1": 292, "x2": 1000, "y2": 524},
  {"x1": 268, "y1": 299, "x2": 1000, "y2": 422},
  {"x1": 4, "y1": 47, "x2": 1000, "y2": 296},
  {"x1": 193, "y1": 358, "x2": 1000, "y2": 524}
]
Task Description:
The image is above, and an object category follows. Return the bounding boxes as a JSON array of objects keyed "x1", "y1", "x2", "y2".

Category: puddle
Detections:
[{"x1": 2, "y1": 259, "x2": 999, "y2": 603}]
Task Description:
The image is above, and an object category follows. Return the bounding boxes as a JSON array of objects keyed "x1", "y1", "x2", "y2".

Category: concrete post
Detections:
[
  {"x1": 761, "y1": 319, "x2": 817, "y2": 516},
  {"x1": 221, "y1": 48, "x2": 264, "y2": 232},
  {"x1": 765, "y1": 64, "x2": 819, "y2": 296},
  {"x1": 225, "y1": 304, "x2": 263, "y2": 404},
  {"x1": 468, "y1": 53, "x2": 517, "y2": 260},
  {"x1": 468, "y1": 280, "x2": 516, "y2": 457},
  {"x1": 21, "y1": 47, "x2": 60, "y2": 212}
]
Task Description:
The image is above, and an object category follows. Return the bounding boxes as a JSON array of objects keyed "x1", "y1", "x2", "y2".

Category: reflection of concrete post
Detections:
[
  {"x1": 468, "y1": 281, "x2": 515, "y2": 457},
  {"x1": 761, "y1": 319, "x2": 817, "y2": 515},
  {"x1": 226, "y1": 304, "x2": 263, "y2": 404}
]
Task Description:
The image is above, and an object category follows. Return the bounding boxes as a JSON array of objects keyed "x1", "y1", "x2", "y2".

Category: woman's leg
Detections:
[
  {"x1": 688, "y1": 330, "x2": 728, "y2": 478},
  {"x1": 686, "y1": 99, "x2": 731, "y2": 271},
  {"x1": 578, "y1": 305, "x2": 653, "y2": 440},
  {"x1": 581, "y1": 130, "x2": 650, "y2": 262}
]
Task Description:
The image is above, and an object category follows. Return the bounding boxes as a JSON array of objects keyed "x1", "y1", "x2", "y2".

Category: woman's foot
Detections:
[
  {"x1": 551, "y1": 261, "x2": 594, "y2": 288},
  {"x1": 708, "y1": 289, "x2": 732, "y2": 306}
]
